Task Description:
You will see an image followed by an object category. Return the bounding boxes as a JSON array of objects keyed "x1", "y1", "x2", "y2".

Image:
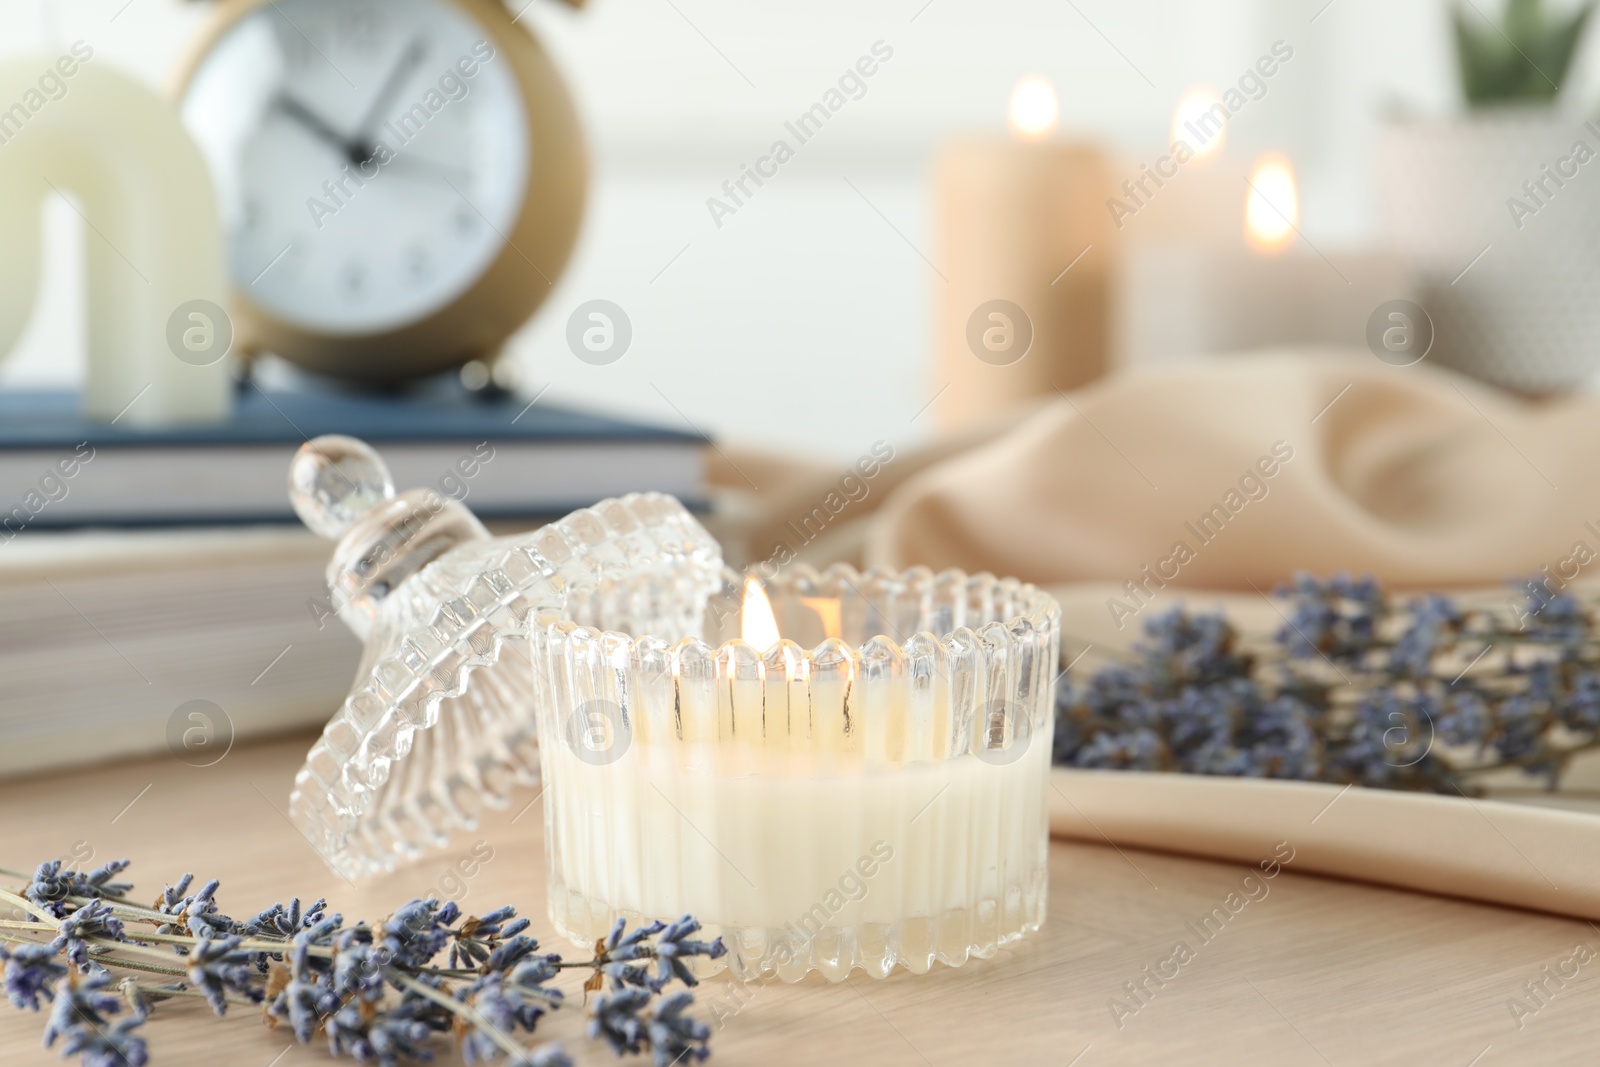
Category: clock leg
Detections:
[
  {"x1": 460, "y1": 351, "x2": 520, "y2": 399},
  {"x1": 231, "y1": 345, "x2": 263, "y2": 394}
]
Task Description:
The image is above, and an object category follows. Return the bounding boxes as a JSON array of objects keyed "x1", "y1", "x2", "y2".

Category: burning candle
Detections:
[
  {"x1": 532, "y1": 565, "x2": 1060, "y2": 982},
  {"x1": 933, "y1": 75, "x2": 1116, "y2": 430},
  {"x1": 1119, "y1": 138, "x2": 1412, "y2": 364},
  {"x1": 1113, "y1": 83, "x2": 1243, "y2": 246}
]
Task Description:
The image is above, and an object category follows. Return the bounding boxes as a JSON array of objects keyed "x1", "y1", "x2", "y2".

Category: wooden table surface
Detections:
[{"x1": 3, "y1": 733, "x2": 1596, "y2": 1066}]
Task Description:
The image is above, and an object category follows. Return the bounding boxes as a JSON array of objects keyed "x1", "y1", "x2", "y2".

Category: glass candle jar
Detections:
[{"x1": 532, "y1": 563, "x2": 1060, "y2": 982}]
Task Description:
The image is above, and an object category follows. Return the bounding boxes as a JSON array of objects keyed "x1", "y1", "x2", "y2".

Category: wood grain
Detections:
[{"x1": 2, "y1": 734, "x2": 1595, "y2": 1066}]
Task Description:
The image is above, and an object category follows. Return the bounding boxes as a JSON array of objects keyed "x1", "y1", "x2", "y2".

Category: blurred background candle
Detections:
[
  {"x1": 1116, "y1": 84, "x2": 1246, "y2": 246},
  {"x1": 933, "y1": 75, "x2": 1117, "y2": 432},
  {"x1": 1119, "y1": 150, "x2": 1413, "y2": 366}
]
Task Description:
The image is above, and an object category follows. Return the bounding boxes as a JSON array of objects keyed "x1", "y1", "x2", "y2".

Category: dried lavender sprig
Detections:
[
  {"x1": 592, "y1": 915, "x2": 726, "y2": 993},
  {"x1": 184, "y1": 937, "x2": 262, "y2": 1015},
  {"x1": 26, "y1": 861, "x2": 134, "y2": 920},
  {"x1": 1, "y1": 941, "x2": 66, "y2": 1010},
  {"x1": 54, "y1": 902, "x2": 125, "y2": 970},
  {"x1": 650, "y1": 917, "x2": 727, "y2": 989},
  {"x1": 589, "y1": 987, "x2": 712, "y2": 1067},
  {"x1": 1056, "y1": 572, "x2": 1600, "y2": 792},
  {"x1": 392, "y1": 968, "x2": 570, "y2": 1066},
  {"x1": 7, "y1": 860, "x2": 723, "y2": 1067},
  {"x1": 42, "y1": 969, "x2": 148, "y2": 1067}
]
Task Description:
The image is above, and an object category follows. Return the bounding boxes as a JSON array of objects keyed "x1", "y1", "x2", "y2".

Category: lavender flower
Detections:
[
  {"x1": 388, "y1": 983, "x2": 456, "y2": 1035},
  {"x1": 588, "y1": 987, "x2": 713, "y2": 1066},
  {"x1": 53, "y1": 1012, "x2": 149, "y2": 1067},
  {"x1": 233, "y1": 897, "x2": 328, "y2": 973},
  {"x1": 1141, "y1": 608, "x2": 1254, "y2": 684},
  {"x1": 645, "y1": 992, "x2": 712, "y2": 1066},
  {"x1": 325, "y1": 1000, "x2": 436, "y2": 1067},
  {"x1": 596, "y1": 919, "x2": 666, "y2": 992},
  {"x1": 1562, "y1": 668, "x2": 1600, "y2": 731},
  {"x1": 174, "y1": 880, "x2": 232, "y2": 942},
  {"x1": 1516, "y1": 578, "x2": 1588, "y2": 642},
  {"x1": 1389, "y1": 595, "x2": 1464, "y2": 678},
  {"x1": 273, "y1": 970, "x2": 330, "y2": 1044},
  {"x1": 460, "y1": 974, "x2": 551, "y2": 1063},
  {"x1": 480, "y1": 934, "x2": 556, "y2": 976},
  {"x1": 1276, "y1": 572, "x2": 1383, "y2": 662},
  {"x1": 53, "y1": 901, "x2": 125, "y2": 969},
  {"x1": 266, "y1": 916, "x2": 344, "y2": 1043},
  {"x1": 152, "y1": 875, "x2": 238, "y2": 949},
  {"x1": 330, "y1": 940, "x2": 389, "y2": 1007},
  {"x1": 588, "y1": 987, "x2": 651, "y2": 1056},
  {"x1": 651, "y1": 918, "x2": 726, "y2": 989},
  {"x1": 381, "y1": 900, "x2": 460, "y2": 971},
  {"x1": 1, "y1": 943, "x2": 67, "y2": 1010},
  {"x1": 24, "y1": 862, "x2": 77, "y2": 919},
  {"x1": 451, "y1": 907, "x2": 532, "y2": 970},
  {"x1": 242, "y1": 897, "x2": 328, "y2": 941},
  {"x1": 25, "y1": 861, "x2": 133, "y2": 920},
  {"x1": 186, "y1": 937, "x2": 262, "y2": 1015},
  {"x1": 43, "y1": 970, "x2": 148, "y2": 1067},
  {"x1": 151, "y1": 875, "x2": 194, "y2": 937}
]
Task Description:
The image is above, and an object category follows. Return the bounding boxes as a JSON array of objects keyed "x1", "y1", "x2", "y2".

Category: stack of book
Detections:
[{"x1": 0, "y1": 385, "x2": 706, "y2": 776}]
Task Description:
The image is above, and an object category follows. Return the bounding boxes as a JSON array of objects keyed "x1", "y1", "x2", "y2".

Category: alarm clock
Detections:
[{"x1": 173, "y1": 0, "x2": 586, "y2": 384}]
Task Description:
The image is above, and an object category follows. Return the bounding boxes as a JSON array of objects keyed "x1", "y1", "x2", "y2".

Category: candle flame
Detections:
[
  {"x1": 1170, "y1": 86, "x2": 1226, "y2": 163},
  {"x1": 1245, "y1": 153, "x2": 1298, "y2": 255},
  {"x1": 741, "y1": 577, "x2": 781, "y2": 651},
  {"x1": 800, "y1": 597, "x2": 843, "y2": 641},
  {"x1": 1007, "y1": 75, "x2": 1059, "y2": 141}
]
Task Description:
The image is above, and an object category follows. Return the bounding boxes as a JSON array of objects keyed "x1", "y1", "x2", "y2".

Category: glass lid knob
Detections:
[{"x1": 288, "y1": 434, "x2": 396, "y2": 540}]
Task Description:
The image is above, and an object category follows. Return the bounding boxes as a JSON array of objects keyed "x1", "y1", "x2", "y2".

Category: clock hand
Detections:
[
  {"x1": 354, "y1": 38, "x2": 428, "y2": 145},
  {"x1": 273, "y1": 93, "x2": 365, "y2": 164}
]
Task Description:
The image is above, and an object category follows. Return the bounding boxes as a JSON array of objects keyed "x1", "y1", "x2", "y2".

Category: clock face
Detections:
[{"x1": 180, "y1": 0, "x2": 531, "y2": 337}]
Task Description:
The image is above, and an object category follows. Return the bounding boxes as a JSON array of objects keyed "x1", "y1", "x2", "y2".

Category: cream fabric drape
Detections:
[{"x1": 866, "y1": 350, "x2": 1591, "y2": 591}]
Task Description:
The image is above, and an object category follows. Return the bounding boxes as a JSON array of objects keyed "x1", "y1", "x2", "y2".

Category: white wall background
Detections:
[{"x1": 1, "y1": 0, "x2": 1593, "y2": 460}]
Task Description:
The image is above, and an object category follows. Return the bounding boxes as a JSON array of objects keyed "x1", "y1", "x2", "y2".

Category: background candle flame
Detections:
[
  {"x1": 1007, "y1": 75, "x2": 1059, "y2": 141},
  {"x1": 741, "y1": 577, "x2": 781, "y2": 650},
  {"x1": 1244, "y1": 153, "x2": 1299, "y2": 254},
  {"x1": 1171, "y1": 85, "x2": 1226, "y2": 163}
]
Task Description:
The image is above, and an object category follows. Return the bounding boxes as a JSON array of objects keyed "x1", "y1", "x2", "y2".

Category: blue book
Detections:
[{"x1": 0, "y1": 385, "x2": 706, "y2": 529}]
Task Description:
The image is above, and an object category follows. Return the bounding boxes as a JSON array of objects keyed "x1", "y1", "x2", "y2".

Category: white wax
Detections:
[
  {"x1": 0, "y1": 52, "x2": 230, "y2": 425},
  {"x1": 543, "y1": 732, "x2": 1052, "y2": 975}
]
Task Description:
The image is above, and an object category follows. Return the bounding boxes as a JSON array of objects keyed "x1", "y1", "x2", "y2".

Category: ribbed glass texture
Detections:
[{"x1": 533, "y1": 564, "x2": 1060, "y2": 982}]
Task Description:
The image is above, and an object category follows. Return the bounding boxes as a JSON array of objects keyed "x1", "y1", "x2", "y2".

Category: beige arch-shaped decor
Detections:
[{"x1": 0, "y1": 49, "x2": 230, "y2": 426}]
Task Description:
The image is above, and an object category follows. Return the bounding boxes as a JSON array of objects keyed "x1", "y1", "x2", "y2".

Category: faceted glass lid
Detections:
[{"x1": 285, "y1": 435, "x2": 723, "y2": 881}]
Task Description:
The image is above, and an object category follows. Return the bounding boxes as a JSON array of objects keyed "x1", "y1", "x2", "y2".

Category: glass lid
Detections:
[{"x1": 284, "y1": 435, "x2": 723, "y2": 881}]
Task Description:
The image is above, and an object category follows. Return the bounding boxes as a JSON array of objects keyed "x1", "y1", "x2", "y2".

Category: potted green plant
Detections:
[{"x1": 1378, "y1": 0, "x2": 1599, "y2": 393}]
